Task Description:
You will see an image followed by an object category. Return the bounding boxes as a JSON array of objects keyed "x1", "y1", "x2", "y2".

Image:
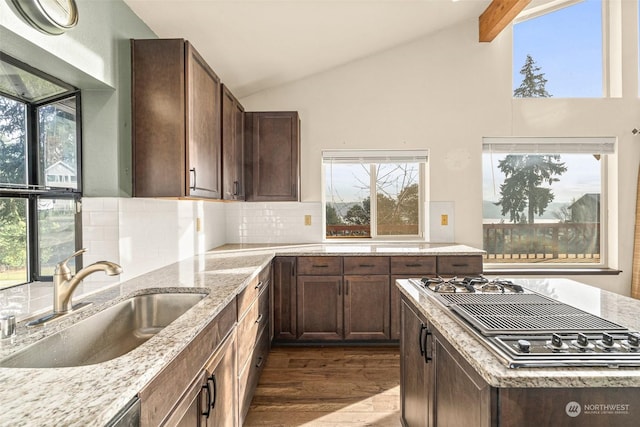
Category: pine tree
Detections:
[
  {"x1": 514, "y1": 54, "x2": 552, "y2": 98},
  {"x1": 496, "y1": 154, "x2": 567, "y2": 224}
]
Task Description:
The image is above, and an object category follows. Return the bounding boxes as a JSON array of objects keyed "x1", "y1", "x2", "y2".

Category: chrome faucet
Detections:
[
  {"x1": 53, "y1": 248, "x2": 123, "y2": 314},
  {"x1": 26, "y1": 249, "x2": 122, "y2": 327}
]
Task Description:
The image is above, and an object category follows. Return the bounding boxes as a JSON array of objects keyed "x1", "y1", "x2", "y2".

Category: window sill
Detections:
[{"x1": 483, "y1": 267, "x2": 621, "y2": 276}]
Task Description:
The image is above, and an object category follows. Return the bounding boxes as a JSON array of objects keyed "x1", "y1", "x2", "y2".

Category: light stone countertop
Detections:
[
  {"x1": 212, "y1": 242, "x2": 486, "y2": 256},
  {"x1": 396, "y1": 278, "x2": 640, "y2": 389}
]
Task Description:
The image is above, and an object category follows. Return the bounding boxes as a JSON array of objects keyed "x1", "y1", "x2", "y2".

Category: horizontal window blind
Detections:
[
  {"x1": 322, "y1": 149, "x2": 428, "y2": 164},
  {"x1": 482, "y1": 137, "x2": 616, "y2": 154}
]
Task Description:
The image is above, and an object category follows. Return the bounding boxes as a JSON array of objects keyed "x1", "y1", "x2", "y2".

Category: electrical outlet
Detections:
[
  {"x1": 441, "y1": 214, "x2": 448, "y2": 226},
  {"x1": 196, "y1": 217, "x2": 201, "y2": 232},
  {"x1": 304, "y1": 215, "x2": 312, "y2": 226}
]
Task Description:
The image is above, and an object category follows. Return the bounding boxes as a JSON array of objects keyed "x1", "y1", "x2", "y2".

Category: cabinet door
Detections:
[
  {"x1": 131, "y1": 38, "x2": 186, "y2": 197},
  {"x1": 245, "y1": 112, "x2": 299, "y2": 201},
  {"x1": 204, "y1": 331, "x2": 237, "y2": 427},
  {"x1": 221, "y1": 85, "x2": 244, "y2": 200},
  {"x1": 433, "y1": 330, "x2": 493, "y2": 427},
  {"x1": 401, "y1": 298, "x2": 433, "y2": 427},
  {"x1": 186, "y1": 42, "x2": 221, "y2": 199},
  {"x1": 273, "y1": 257, "x2": 297, "y2": 341},
  {"x1": 344, "y1": 275, "x2": 390, "y2": 341},
  {"x1": 297, "y1": 275, "x2": 343, "y2": 340},
  {"x1": 163, "y1": 370, "x2": 207, "y2": 427}
]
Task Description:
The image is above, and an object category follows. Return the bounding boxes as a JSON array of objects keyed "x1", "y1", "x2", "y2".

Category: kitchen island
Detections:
[
  {"x1": 397, "y1": 277, "x2": 640, "y2": 426},
  {"x1": 0, "y1": 243, "x2": 481, "y2": 426}
]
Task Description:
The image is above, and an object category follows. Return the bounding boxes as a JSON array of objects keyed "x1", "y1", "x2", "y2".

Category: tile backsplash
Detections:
[
  {"x1": 225, "y1": 202, "x2": 323, "y2": 244},
  {"x1": 0, "y1": 197, "x2": 324, "y2": 318}
]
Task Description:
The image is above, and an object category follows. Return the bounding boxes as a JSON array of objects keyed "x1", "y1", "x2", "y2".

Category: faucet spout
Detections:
[{"x1": 53, "y1": 251, "x2": 122, "y2": 314}]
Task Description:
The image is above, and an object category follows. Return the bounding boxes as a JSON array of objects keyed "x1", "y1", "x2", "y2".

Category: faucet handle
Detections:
[{"x1": 55, "y1": 248, "x2": 87, "y2": 275}]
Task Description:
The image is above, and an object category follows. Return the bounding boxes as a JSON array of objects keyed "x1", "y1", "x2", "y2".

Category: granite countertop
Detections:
[
  {"x1": 212, "y1": 242, "x2": 486, "y2": 255},
  {"x1": 396, "y1": 278, "x2": 640, "y2": 389},
  {"x1": 0, "y1": 242, "x2": 481, "y2": 426}
]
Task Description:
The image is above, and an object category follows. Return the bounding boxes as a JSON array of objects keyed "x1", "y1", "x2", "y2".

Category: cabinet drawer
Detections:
[
  {"x1": 436, "y1": 255, "x2": 483, "y2": 276},
  {"x1": 343, "y1": 256, "x2": 389, "y2": 275},
  {"x1": 297, "y1": 256, "x2": 342, "y2": 275},
  {"x1": 237, "y1": 268, "x2": 269, "y2": 319},
  {"x1": 238, "y1": 326, "x2": 270, "y2": 424},
  {"x1": 390, "y1": 256, "x2": 436, "y2": 275},
  {"x1": 238, "y1": 285, "x2": 270, "y2": 368}
]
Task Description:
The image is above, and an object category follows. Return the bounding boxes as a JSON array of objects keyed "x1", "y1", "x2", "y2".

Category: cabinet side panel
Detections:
[{"x1": 131, "y1": 39, "x2": 186, "y2": 197}]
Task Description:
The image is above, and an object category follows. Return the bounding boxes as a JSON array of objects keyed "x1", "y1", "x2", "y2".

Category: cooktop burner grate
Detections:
[
  {"x1": 451, "y1": 302, "x2": 628, "y2": 335},
  {"x1": 435, "y1": 293, "x2": 552, "y2": 306}
]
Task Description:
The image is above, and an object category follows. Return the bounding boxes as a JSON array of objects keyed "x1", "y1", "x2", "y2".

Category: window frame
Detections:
[
  {"x1": 0, "y1": 53, "x2": 82, "y2": 286},
  {"x1": 322, "y1": 149, "x2": 427, "y2": 241},
  {"x1": 481, "y1": 137, "x2": 614, "y2": 270}
]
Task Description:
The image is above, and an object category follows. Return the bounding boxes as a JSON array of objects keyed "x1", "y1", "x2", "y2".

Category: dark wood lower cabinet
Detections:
[
  {"x1": 344, "y1": 275, "x2": 390, "y2": 340},
  {"x1": 297, "y1": 275, "x2": 343, "y2": 341},
  {"x1": 273, "y1": 257, "x2": 297, "y2": 341},
  {"x1": 433, "y1": 330, "x2": 494, "y2": 427},
  {"x1": 400, "y1": 298, "x2": 433, "y2": 427}
]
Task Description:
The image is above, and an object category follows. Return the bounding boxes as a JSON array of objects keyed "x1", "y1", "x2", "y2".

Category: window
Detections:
[
  {"x1": 482, "y1": 137, "x2": 614, "y2": 267},
  {"x1": 0, "y1": 53, "x2": 82, "y2": 288},
  {"x1": 323, "y1": 150, "x2": 427, "y2": 240},
  {"x1": 513, "y1": 0, "x2": 603, "y2": 98}
]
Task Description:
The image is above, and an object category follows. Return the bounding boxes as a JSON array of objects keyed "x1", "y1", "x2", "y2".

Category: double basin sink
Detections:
[{"x1": 0, "y1": 291, "x2": 207, "y2": 369}]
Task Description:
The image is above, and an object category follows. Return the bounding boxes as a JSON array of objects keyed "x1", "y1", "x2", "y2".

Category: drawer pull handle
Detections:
[
  {"x1": 201, "y1": 382, "x2": 211, "y2": 418},
  {"x1": 255, "y1": 314, "x2": 264, "y2": 324},
  {"x1": 359, "y1": 264, "x2": 375, "y2": 268},
  {"x1": 255, "y1": 281, "x2": 263, "y2": 290},
  {"x1": 209, "y1": 374, "x2": 217, "y2": 410},
  {"x1": 451, "y1": 263, "x2": 469, "y2": 267},
  {"x1": 256, "y1": 356, "x2": 264, "y2": 368},
  {"x1": 405, "y1": 263, "x2": 422, "y2": 267},
  {"x1": 312, "y1": 264, "x2": 329, "y2": 268},
  {"x1": 189, "y1": 168, "x2": 197, "y2": 190}
]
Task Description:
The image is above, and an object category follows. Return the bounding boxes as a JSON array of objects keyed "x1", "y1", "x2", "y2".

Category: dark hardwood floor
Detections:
[{"x1": 244, "y1": 346, "x2": 401, "y2": 426}]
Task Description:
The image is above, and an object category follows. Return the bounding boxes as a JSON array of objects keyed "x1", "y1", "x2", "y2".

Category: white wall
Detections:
[
  {"x1": 0, "y1": 0, "x2": 157, "y2": 197},
  {"x1": 240, "y1": 10, "x2": 640, "y2": 296}
]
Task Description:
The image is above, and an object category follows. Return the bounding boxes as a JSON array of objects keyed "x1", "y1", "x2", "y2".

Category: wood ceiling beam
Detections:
[{"x1": 479, "y1": 0, "x2": 532, "y2": 42}]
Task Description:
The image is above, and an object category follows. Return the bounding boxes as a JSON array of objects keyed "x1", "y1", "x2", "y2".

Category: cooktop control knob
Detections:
[
  {"x1": 547, "y1": 333, "x2": 569, "y2": 351},
  {"x1": 517, "y1": 339, "x2": 531, "y2": 353},
  {"x1": 596, "y1": 332, "x2": 621, "y2": 351},
  {"x1": 622, "y1": 332, "x2": 640, "y2": 352},
  {"x1": 571, "y1": 333, "x2": 595, "y2": 351}
]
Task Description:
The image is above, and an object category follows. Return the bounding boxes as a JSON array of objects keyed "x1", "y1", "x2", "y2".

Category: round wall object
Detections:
[{"x1": 11, "y1": 0, "x2": 79, "y2": 35}]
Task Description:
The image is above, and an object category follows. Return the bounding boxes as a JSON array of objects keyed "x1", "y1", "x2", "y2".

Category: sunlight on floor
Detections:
[{"x1": 299, "y1": 386, "x2": 401, "y2": 427}]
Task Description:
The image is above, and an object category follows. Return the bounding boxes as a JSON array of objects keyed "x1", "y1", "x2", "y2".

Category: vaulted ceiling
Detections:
[{"x1": 124, "y1": 0, "x2": 540, "y2": 98}]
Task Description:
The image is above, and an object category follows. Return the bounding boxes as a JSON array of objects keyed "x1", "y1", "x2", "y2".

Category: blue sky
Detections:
[{"x1": 512, "y1": 0, "x2": 602, "y2": 97}]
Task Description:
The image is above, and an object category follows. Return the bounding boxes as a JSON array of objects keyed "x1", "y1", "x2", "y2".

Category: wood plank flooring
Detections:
[{"x1": 244, "y1": 346, "x2": 401, "y2": 427}]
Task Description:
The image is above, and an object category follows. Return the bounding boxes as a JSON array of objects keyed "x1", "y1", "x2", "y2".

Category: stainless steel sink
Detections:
[{"x1": 0, "y1": 292, "x2": 206, "y2": 368}]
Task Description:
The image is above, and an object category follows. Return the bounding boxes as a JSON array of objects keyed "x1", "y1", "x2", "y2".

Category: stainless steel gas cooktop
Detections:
[{"x1": 409, "y1": 276, "x2": 640, "y2": 368}]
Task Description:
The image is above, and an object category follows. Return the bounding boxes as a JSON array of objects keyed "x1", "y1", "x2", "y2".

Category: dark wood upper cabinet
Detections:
[
  {"x1": 131, "y1": 39, "x2": 222, "y2": 199},
  {"x1": 244, "y1": 111, "x2": 300, "y2": 201},
  {"x1": 221, "y1": 85, "x2": 244, "y2": 200}
]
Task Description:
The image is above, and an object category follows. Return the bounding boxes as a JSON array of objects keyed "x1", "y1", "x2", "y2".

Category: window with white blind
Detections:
[
  {"x1": 482, "y1": 137, "x2": 615, "y2": 267},
  {"x1": 323, "y1": 150, "x2": 427, "y2": 240}
]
